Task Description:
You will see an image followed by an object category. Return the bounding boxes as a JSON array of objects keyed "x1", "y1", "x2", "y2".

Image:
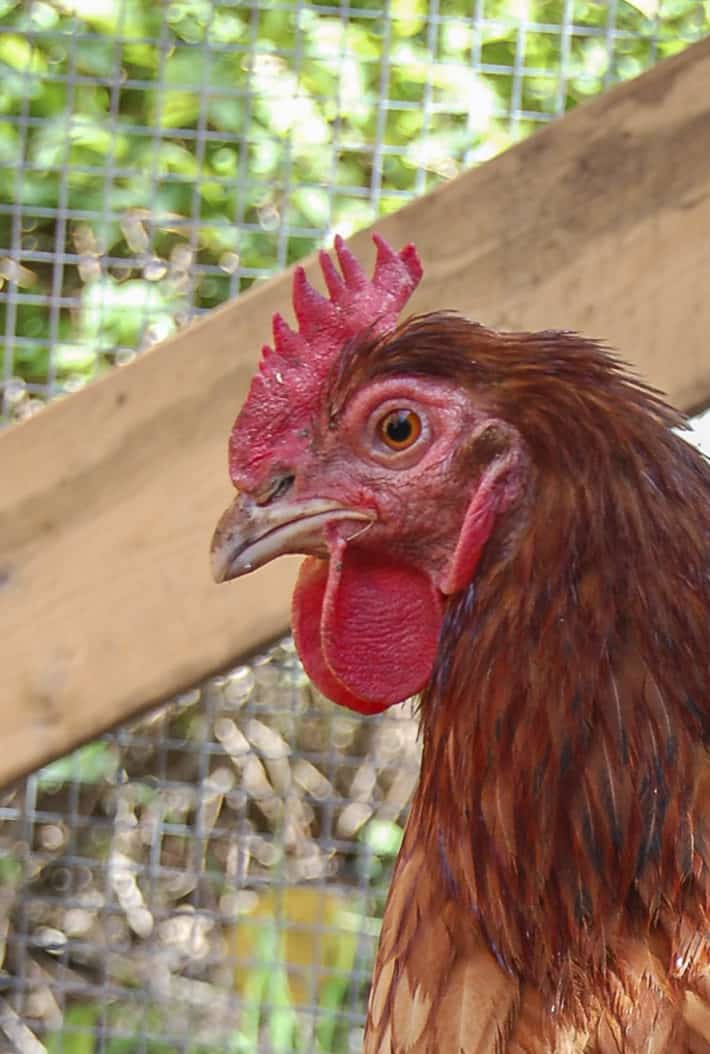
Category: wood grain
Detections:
[{"x1": 2, "y1": 38, "x2": 710, "y2": 787}]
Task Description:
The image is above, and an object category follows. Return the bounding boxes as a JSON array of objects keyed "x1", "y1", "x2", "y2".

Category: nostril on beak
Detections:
[{"x1": 261, "y1": 473, "x2": 295, "y2": 505}]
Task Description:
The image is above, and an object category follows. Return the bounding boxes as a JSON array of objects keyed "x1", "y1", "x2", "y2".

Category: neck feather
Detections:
[{"x1": 412, "y1": 422, "x2": 709, "y2": 990}]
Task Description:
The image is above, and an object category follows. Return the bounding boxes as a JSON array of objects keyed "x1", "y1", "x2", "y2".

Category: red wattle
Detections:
[
  {"x1": 292, "y1": 558, "x2": 388, "y2": 714},
  {"x1": 292, "y1": 551, "x2": 444, "y2": 714}
]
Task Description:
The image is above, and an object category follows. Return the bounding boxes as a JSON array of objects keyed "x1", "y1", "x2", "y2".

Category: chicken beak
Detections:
[{"x1": 210, "y1": 493, "x2": 375, "y2": 583}]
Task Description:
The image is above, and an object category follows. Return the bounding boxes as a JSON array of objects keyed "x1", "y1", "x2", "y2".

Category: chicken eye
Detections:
[{"x1": 378, "y1": 409, "x2": 422, "y2": 451}]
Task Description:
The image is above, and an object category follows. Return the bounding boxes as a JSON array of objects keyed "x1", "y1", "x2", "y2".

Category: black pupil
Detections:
[{"x1": 386, "y1": 412, "x2": 412, "y2": 444}]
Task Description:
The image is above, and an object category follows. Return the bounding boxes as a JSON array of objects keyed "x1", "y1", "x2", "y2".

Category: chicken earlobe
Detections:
[{"x1": 439, "y1": 420, "x2": 526, "y2": 596}]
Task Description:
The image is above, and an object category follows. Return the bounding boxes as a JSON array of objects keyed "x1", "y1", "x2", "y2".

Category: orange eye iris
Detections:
[{"x1": 378, "y1": 409, "x2": 422, "y2": 451}]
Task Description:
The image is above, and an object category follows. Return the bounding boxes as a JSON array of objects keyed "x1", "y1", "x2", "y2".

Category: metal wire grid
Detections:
[
  {"x1": 2, "y1": 2, "x2": 710, "y2": 1052},
  {"x1": 0, "y1": 642, "x2": 422, "y2": 1054},
  {"x1": 1, "y1": 1, "x2": 708, "y2": 421}
]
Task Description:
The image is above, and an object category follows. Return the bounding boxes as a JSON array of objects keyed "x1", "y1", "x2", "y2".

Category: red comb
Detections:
[{"x1": 229, "y1": 234, "x2": 423, "y2": 489}]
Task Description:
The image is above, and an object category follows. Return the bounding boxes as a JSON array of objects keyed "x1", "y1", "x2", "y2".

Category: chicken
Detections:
[{"x1": 211, "y1": 235, "x2": 710, "y2": 1052}]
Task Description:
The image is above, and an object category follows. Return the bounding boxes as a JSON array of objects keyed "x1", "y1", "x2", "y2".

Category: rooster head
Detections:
[{"x1": 211, "y1": 236, "x2": 524, "y2": 714}]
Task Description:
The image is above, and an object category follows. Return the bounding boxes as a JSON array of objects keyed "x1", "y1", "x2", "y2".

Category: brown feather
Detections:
[
  {"x1": 364, "y1": 832, "x2": 519, "y2": 1054},
  {"x1": 343, "y1": 315, "x2": 710, "y2": 1051}
]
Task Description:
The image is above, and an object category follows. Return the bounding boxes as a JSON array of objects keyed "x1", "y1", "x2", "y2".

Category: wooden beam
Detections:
[{"x1": 2, "y1": 38, "x2": 710, "y2": 788}]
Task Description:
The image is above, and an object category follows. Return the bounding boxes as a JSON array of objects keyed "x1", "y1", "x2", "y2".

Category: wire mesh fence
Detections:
[
  {"x1": 2, "y1": 1, "x2": 710, "y2": 1052},
  {"x1": 3, "y1": 0, "x2": 710, "y2": 423},
  {"x1": 0, "y1": 642, "x2": 421, "y2": 1054}
]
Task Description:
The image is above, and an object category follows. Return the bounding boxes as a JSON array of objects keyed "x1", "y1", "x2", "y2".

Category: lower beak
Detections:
[{"x1": 211, "y1": 494, "x2": 375, "y2": 583}]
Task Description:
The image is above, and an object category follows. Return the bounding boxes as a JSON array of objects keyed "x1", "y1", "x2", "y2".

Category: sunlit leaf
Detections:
[
  {"x1": 0, "y1": 33, "x2": 46, "y2": 73},
  {"x1": 624, "y1": 0, "x2": 660, "y2": 17},
  {"x1": 392, "y1": 0, "x2": 427, "y2": 36},
  {"x1": 54, "y1": 342, "x2": 98, "y2": 373},
  {"x1": 362, "y1": 819, "x2": 404, "y2": 857},
  {"x1": 38, "y1": 741, "x2": 119, "y2": 788},
  {"x1": 79, "y1": 276, "x2": 180, "y2": 347}
]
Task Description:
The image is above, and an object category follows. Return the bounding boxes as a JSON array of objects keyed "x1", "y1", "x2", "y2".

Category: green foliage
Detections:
[
  {"x1": 1, "y1": 0, "x2": 707, "y2": 417},
  {"x1": 45, "y1": 1004, "x2": 240, "y2": 1054},
  {"x1": 37, "y1": 739, "x2": 119, "y2": 788}
]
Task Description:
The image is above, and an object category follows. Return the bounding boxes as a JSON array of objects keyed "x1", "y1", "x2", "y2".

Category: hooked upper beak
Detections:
[{"x1": 211, "y1": 493, "x2": 375, "y2": 583}]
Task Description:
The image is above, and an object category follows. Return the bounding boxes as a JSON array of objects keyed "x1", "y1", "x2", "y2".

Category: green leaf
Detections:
[
  {"x1": 289, "y1": 186, "x2": 331, "y2": 228},
  {"x1": 157, "y1": 89, "x2": 201, "y2": 129},
  {"x1": 208, "y1": 12, "x2": 248, "y2": 45},
  {"x1": 38, "y1": 741, "x2": 119, "y2": 788},
  {"x1": 54, "y1": 342, "x2": 98, "y2": 374},
  {"x1": 624, "y1": 0, "x2": 659, "y2": 17},
  {"x1": 60, "y1": 0, "x2": 148, "y2": 37},
  {"x1": 45, "y1": 1005, "x2": 98, "y2": 1054},
  {"x1": 362, "y1": 819, "x2": 404, "y2": 857},
  {"x1": 392, "y1": 0, "x2": 427, "y2": 36},
  {"x1": 0, "y1": 121, "x2": 19, "y2": 164},
  {"x1": 70, "y1": 115, "x2": 116, "y2": 156},
  {"x1": 79, "y1": 276, "x2": 180, "y2": 348},
  {"x1": 0, "y1": 33, "x2": 46, "y2": 73}
]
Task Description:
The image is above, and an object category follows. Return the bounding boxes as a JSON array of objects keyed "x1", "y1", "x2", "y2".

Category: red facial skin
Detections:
[
  {"x1": 277, "y1": 377, "x2": 515, "y2": 586},
  {"x1": 228, "y1": 374, "x2": 523, "y2": 713}
]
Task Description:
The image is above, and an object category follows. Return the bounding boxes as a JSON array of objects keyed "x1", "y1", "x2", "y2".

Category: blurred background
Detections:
[{"x1": 1, "y1": 2, "x2": 709, "y2": 1052}]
